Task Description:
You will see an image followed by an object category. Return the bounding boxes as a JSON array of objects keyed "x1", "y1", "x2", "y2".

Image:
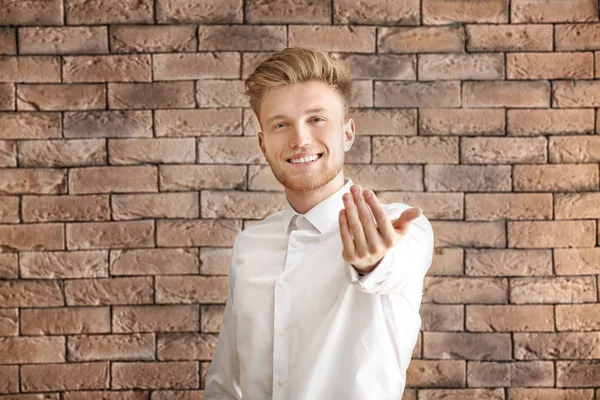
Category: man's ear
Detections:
[{"x1": 343, "y1": 117, "x2": 356, "y2": 152}]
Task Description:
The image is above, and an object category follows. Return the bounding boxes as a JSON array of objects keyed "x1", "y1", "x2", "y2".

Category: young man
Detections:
[{"x1": 205, "y1": 47, "x2": 434, "y2": 400}]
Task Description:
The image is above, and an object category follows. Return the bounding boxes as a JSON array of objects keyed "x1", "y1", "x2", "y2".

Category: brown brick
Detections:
[
  {"x1": 157, "y1": 219, "x2": 240, "y2": 247},
  {"x1": 0, "y1": 336, "x2": 65, "y2": 364},
  {"x1": 19, "y1": 139, "x2": 106, "y2": 168},
  {"x1": 110, "y1": 25, "x2": 197, "y2": 53},
  {"x1": 18, "y1": 27, "x2": 107, "y2": 54},
  {"x1": 463, "y1": 81, "x2": 550, "y2": 108},
  {"x1": 108, "y1": 82, "x2": 195, "y2": 110},
  {"x1": 373, "y1": 136, "x2": 458, "y2": 164},
  {"x1": 156, "y1": 276, "x2": 227, "y2": 304},
  {"x1": 419, "y1": 389, "x2": 504, "y2": 400},
  {"x1": 0, "y1": 0, "x2": 63, "y2": 25},
  {"x1": 66, "y1": 0, "x2": 153, "y2": 24},
  {"x1": 0, "y1": 140, "x2": 17, "y2": 167},
  {"x1": 465, "y1": 193, "x2": 552, "y2": 221},
  {"x1": 507, "y1": 52, "x2": 593, "y2": 79},
  {"x1": 466, "y1": 249, "x2": 552, "y2": 276},
  {"x1": 375, "y1": 81, "x2": 460, "y2": 108},
  {"x1": 466, "y1": 24, "x2": 552, "y2": 52},
  {"x1": 509, "y1": 220, "x2": 596, "y2": 248},
  {"x1": 352, "y1": 110, "x2": 417, "y2": 138},
  {"x1": 201, "y1": 191, "x2": 284, "y2": 219},
  {"x1": 66, "y1": 221, "x2": 154, "y2": 250},
  {"x1": 288, "y1": 25, "x2": 375, "y2": 53},
  {"x1": 199, "y1": 247, "x2": 231, "y2": 275},
  {"x1": 0, "y1": 168, "x2": 65, "y2": 195},
  {"x1": 556, "y1": 24, "x2": 600, "y2": 50},
  {"x1": 507, "y1": 109, "x2": 595, "y2": 136},
  {"x1": 335, "y1": 0, "x2": 418, "y2": 24},
  {"x1": 198, "y1": 137, "x2": 262, "y2": 164},
  {"x1": 555, "y1": 248, "x2": 600, "y2": 275},
  {"x1": 22, "y1": 362, "x2": 109, "y2": 392},
  {"x1": 468, "y1": 361, "x2": 553, "y2": 387},
  {"x1": 345, "y1": 164, "x2": 424, "y2": 191},
  {"x1": 21, "y1": 307, "x2": 109, "y2": 335},
  {"x1": 462, "y1": 137, "x2": 546, "y2": 164},
  {"x1": 0, "y1": 195, "x2": 18, "y2": 223},
  {"x1": 247, "y1": 0, "x2": 331, "y2": 23},
  {"x1": 406, "y1": 360, "x2": 466, "y2": 387},
  {"x1": 0, "y1": 223, "x2": 64, "y2": 252},
  {"x1": 112, "y1": 361, "x2": 198, "y2": 389},
  {"x1": 423, "y1": 277, "x2": 508, "y2": 304},
  {"x1": 63, "y1": 55, "x2": 151, "y2": 83},
  {"x1": 419, "y1": 108, "x2": 504, "y2": 136},
  {"x1": 557, "y1": 361, "x2": 600, "y2": 386},
  {"x1": 0, "y1": 280, "x2": 63, "y2": 308},
  {"x1": 22, "y1": 194, "x2": 109, "y2": 222},
  {"x1": 351, "y1": 80, "x2": 373, "y2": 107},
  {"x1": 508, "y1": 389, "x2": 594, "y2": 400},
  {"x1": 151, "y1": 391, "x2": 203, "y2": 400},
  {"x1": 196, "y1": 80, "x2": 246, "y2": 108},
  {"x1": 69, "y1": 166, "x2": 158, "y2": 194},
  {"x1": 423, "y1": 0, "x2": 508, "y2": 24},
  {"x1": 425, "y1": 165, "x2": 511, "y2": 192},
  {"x1": 157, "y1": 333, "x2": 218, "y2": 360},
  {"x1": 514, "y1": 164, "x2": 599, "y2": 192},
  {"x1": 378, "y1": 26, "x2": 465, "y2": 53},
  {"x1": 199, "y1": 25, "x2": 285, "y2": 51},
  {"x1": 68, "y1": 333, "x2": 154, "y2": 362},
  {"x1": 108, "y1": 138, "x2": 195, "y2": 165},
  {"x1": 555, "y1": 192, "x2": 600, "y2": 219},
  {"x1": 515, "y1": 332, "x2": 600, "y2": 360},
  {"x1": 0, "y1": 27, "x2": 16, "y2": 54},
  {"x1": 433, "y1": 221, "x2": 506, "y2": 248},
  {"x1": 113, "y1": 305, "x2": 199, "y2": 333},
  {"x1": 153, "y1": 53, "x2": 239, "y2": 81},
  {"x1": 65, "y1": 277, "x2": 153, "y2": 305},
  {"x1": 345, "y1": 136, "x2": 371, "y2": 164},
  {"x1": 420, "y1": 304, "x2": 464, "y2": 331},
  {"x1": 111, "y1": 248, "x2": 199, "y2": 276},
  {"x1": 247, "y1": 165, "x2": 281, "y2": 191},
  {"x1": 0, "y1": 56, "x2": 60, "y2": 83},
  {"x1": 0, "y1": 364, "x2": 18, "y2": 393},
  {"x1": 64, "y1": 110, "x2": 152, "y2": 139},
  {"x1": 201, "y1": 305, "x2": 224, "y2": 332},
  {"x1": 112, "y1": 192, "x2": 198, "y2": 220},
  {"x1": 403, "y1": 389, "x2": 417, "y2": 400},
  {"x1": 156, "y1": 0, "x2": 242, "y2": 23},
  {"x1": 20, "y1": 250, "x2": 108, "y2": 279},
  {"x1": 377, "y1": 192, "x2": 463, "y2": 220},
  {"x1": 419, "y1": 54, "x2": 504, "y2": 81},
  {"x1": 336, "y1": 54, "x2": 415, "y2": 80},
  {"x1": 0, "y1": 308, "x2": 18, "y2": 335},
  {"x1": 428, "y1": 248, "x2": 463, "y2": 276},
  {"x1": 467, "y1": 305, "x2": 554, "y2": 332},
  {"x1": 512, "y1": 0, "x2": 598, "y2": 23},
  {"x1": 550, "y1": 136, "x2": 600, "y2": 163},
  {"x1": 159, "y1": 165, "x2": 246, "y2": 191},
  {"x1": 511, "y1": 277, "x2": 597, "y2": 304},
  {"x1": 0, "y1": 84, "x2": 14, "y2": 110},
  {"x1": 155, "y1": 109, "x2": 242, "y2": 137},
  {"x1": 424, "y1": 332, "x2": 511, "y2": 360},
  {"x1": 64, "y1": 391, "x2": 148, "y2": 400},
  {"x1": 16, "y1": 84, "x2": 105, "y2": 111},
  {"x1": 0, "y1": 395, "x2": 61, "y2": 400},
  {"x1": 553, "y1": 80, "x2": 600, "y2": 107},
  {"x1": 0, "y1": 112, "x2": 61, "y2": 140},
  {"x1": 556, "y1": 304, "x2": 600, "y2": 331}
]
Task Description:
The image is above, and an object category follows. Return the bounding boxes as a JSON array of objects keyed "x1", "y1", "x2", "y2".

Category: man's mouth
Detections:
[{"x1": 287, "y1": 153, "x2": 323, "y2": 165}]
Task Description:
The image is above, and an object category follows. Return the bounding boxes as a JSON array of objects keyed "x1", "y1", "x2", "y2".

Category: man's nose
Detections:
[{"x1": 290, "y1": 124, "x2": 312, "y2": 148}]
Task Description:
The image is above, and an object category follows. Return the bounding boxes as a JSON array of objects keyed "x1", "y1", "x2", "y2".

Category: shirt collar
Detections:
[{"x1": 282, "y1": 177, "x2": 353, "y2": 234}]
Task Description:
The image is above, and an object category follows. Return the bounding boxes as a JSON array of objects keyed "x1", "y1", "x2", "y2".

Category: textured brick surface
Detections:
[{"x1": 1, "y1": 0, "x2": 600, "y2": 396}]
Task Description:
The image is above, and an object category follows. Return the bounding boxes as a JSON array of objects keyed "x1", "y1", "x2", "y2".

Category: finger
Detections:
[
  {"x1": 353, "y1": 186, "x2": 384, "y2": 252},
  {"x1": 363, "y1": 189, "x2": 396, "y2": 247},
  {"x1": 392, "y1": 207, "x2": 422, "y2": 235},
  {"x1": 338, "y1": 209, "x2": 355, "y2": 258},
  {"x1": 343, "y1": 188, "x2": 368, "y2": 255}
]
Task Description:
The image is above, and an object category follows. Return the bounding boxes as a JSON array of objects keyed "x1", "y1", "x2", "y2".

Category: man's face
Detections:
[{"x1": 257, "y1": 80, "x2": 355, "y2": 193}]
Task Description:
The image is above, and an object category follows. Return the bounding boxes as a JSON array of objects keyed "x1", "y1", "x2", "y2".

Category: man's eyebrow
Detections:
[{"x1": 265, "y1": 107, "x2": 329, "y2": 124}]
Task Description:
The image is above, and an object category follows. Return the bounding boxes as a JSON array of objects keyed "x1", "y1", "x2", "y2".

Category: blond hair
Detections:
[{"x1": 244, "y1": 47, "x2": 353, "y2": 123}]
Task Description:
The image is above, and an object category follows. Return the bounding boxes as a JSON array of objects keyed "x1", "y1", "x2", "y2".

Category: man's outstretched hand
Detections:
[{"x1": 338, "y1": 184, "x2": 422, "y2": 275}]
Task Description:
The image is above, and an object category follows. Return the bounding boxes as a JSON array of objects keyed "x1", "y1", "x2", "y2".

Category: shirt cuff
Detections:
[{"x1": 344, "y1": 249, "x2": 395, "y2": 293}]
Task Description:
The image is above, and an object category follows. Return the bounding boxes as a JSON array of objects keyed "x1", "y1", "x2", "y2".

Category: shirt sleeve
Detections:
[
  {"x1": 344, "y1": 205, "x2": 434, "y2": 297},
  {"x1": 205, "y1": 237, "x2": 243, "y2": 400}
]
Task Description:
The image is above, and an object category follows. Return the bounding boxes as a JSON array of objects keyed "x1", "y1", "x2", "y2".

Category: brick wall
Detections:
[{"x1": 1, "y1": 0, "x2": 600, "y2": 399}]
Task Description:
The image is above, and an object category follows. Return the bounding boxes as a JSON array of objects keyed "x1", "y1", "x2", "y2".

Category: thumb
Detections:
[{"x1": 392, "y1": 207, "x2": 422, "y2": 233}]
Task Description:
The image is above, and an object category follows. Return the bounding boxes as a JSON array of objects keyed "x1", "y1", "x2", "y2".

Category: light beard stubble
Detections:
[{"x1": 268, "y1": 153, "x2": 344, "y2": 193}]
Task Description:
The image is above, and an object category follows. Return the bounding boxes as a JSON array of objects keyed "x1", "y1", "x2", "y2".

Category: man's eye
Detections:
[
  {"x1": 274, "y1": 123, "x2": 286, "y2": 129},
  {"x1": 312, "y1": 117, "x2": 324, "y2": 122}
]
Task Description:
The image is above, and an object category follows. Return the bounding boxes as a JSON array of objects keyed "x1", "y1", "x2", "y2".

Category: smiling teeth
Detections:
[{"x1": 290, "y1": 154, "x2": 319, "y2": 164}]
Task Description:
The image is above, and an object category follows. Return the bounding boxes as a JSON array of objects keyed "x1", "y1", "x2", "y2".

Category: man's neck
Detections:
[{"x1": 285, "y1": 172, "x2": 346, "y2": 215}]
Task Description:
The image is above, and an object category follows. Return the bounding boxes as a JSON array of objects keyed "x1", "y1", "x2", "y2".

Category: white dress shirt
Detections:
[{"x1": 205, "y1": 176, "x2": 434, "y2": 400}]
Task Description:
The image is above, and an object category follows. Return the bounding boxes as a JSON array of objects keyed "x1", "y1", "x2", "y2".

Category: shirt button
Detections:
[
  {"x1": 277, "y1": 379, "x2": 285, "y2": 387},
  {"x1": 279, "y1": 280, "x2": 285, "y2": 287},
  {"x1": 279, "y1": 330, "x2": 286, "y2": 337},
  {"x1": 291, "y1": 240, "x2": 299, "y2": 248}
]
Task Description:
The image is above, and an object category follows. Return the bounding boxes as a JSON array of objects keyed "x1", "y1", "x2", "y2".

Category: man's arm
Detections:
[{"x1": 205, "y1": 238, "x2": 242, "y2": 399}]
